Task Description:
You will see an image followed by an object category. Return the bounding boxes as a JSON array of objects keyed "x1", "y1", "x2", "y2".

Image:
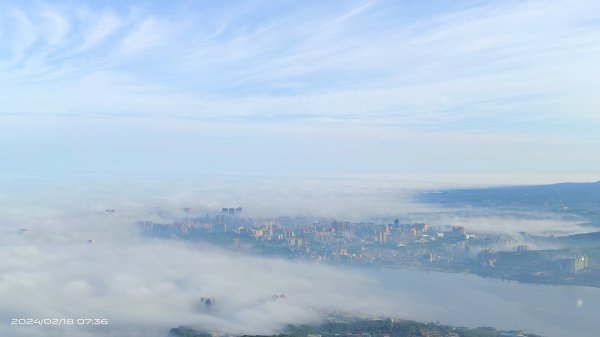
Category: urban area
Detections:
[{"x1": 137, "y1": 206, "x2": 600, "y2": 288}]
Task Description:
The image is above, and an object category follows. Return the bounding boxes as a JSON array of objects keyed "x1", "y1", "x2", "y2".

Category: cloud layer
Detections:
[
  {"x1": 1, "y1": 1, "x2": 600, "y2": 177},
  {"x1": 0, "y1": 175, "x2": 595, "y2": 336},
  {"x1": 1, "y1": 1, "x2": 599, "y2": 124},
  {"x1": 0, "y1": 201, "x2": 400, "y2": 337}
]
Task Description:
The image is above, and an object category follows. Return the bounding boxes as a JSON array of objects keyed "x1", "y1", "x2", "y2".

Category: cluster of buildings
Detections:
[
  {"x1": 138, "y1": 207, "x2": 593, "y2": 281},
  {"x1": 138, "y1": 209, "x2": 482, "y2": 268},
  {"x1": 221, "y1": 207, "x2": 243, "y2": 216},
  {"x1": 563, "y1": 255, "x2": 589, "y2": 273}
]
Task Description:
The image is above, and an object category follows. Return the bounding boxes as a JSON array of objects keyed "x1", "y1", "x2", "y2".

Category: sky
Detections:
[{"x1": 1, "y1": 0, "x2": 600, "y2": 180}]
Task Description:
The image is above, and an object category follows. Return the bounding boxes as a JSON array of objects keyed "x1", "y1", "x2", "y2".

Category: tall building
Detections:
[
  {"x1": 222, "y1": 206, "x2": 243, "y2": 215},
  {"x1": 565, "y1": 255, "x2": 588, "y2": 273},
  {"x1": 452, "y1": 226, "x2": 465, "y2": 235}
]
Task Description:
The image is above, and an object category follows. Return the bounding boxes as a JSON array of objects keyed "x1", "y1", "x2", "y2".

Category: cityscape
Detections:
[
  {"x1": 139, "y1": 205, "x2": 599, "y2": 288},
  {"x1": 2, "y1": 0, "x2": 600, "y2": 337}
]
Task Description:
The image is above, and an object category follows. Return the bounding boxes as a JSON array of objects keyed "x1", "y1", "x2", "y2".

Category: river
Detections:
[{"x1": 371, "y1": 268, "x2": 600, "y2": 337}]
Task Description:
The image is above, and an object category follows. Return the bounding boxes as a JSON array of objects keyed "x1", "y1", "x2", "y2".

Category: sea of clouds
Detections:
[{"x1": 0, "y1": 174, "x2": 592, "y2": 336}]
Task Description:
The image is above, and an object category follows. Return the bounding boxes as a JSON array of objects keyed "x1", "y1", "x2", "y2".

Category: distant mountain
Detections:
[
  {"x1": 417, "y1": 181, "x2": 600, "y2": 223},
  {"x1": 561, "y1": 231, "x2": 600, "y2": 242}
]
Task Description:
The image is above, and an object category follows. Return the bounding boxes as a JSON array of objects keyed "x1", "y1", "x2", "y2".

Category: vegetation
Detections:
[{"x1": 170, "y1": 317, "x2": 541, "y2": 337}]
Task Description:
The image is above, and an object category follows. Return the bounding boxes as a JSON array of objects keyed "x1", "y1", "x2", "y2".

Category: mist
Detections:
[
  {"x1": 396, "y1": 210, "x2": 589, "y2": 236},
  {"x1": 0, "y1": 175, "x2": 412, "y2": 337},
  {"x1": 1, "y1": 210, "x2": 405, "y2": 337},
  {"x1": 0, "y1": 174, "x2": 593, "y2": 336}
]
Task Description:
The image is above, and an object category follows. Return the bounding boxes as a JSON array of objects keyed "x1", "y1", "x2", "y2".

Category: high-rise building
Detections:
[
  {"x1": 452, "y1": 226, "x2": 466, "y2": 235},
  {"x1": 565, "y1": 255, "x2": 588, "y2": 273}
]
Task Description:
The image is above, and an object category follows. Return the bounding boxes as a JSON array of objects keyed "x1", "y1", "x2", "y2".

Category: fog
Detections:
[
  {"x1": 1, "y1": 211, "x2": 406, "y2": 337},
  {"x1": 396, "y1": 210, "x2": 589, "y2": 237},
  {"x1": 0, "y1": 175, "x2": 408, "y2": 337},
  {"x1": 0, "y1": 174, "x2": 594, "y2": 336}
]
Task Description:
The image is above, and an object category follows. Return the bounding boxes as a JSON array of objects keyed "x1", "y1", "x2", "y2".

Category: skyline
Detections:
[{"x1": 1, "y1": 0, "x2": 599, "y2": 179}]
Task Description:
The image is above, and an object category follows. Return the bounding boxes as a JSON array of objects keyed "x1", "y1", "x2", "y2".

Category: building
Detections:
[
  {"x1": 564, "y1": 255, "x2": 588, "y2": 273},
  {"x1": 452, "y1": 226, "x2": 466, "y2": 235},
  {"x1": 477, "y1": 249, "x2": 496, "y2": 268},
  {"x1": 513, "y1": 244, "x2": 529, "y2": 252},
  {"x1": 222, "y1": 206, "x2": 243, "y2": 215}
]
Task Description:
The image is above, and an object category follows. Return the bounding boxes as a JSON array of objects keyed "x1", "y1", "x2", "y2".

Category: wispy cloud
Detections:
[
  {"x1": 5, "y1": 8, "x2": 38, "y2": 64},
  {"x1": 1, "y1": 0, "x2": 599, "y2": 176},
  {"x1": 2, "y1": 1, "x2": 599, "y2": 123},
  {"x1": 39, "y1": 6, "x2": 70, "y2": 46},
  {"x1": 118, "y1": 17, "x2": 171, "y2": 55},
  {"x1": 78, "y1": 11, "x2": 123, "y2": 52}
]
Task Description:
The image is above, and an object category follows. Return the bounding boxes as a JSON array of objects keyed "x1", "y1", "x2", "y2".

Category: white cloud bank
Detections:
[
  {"x1": 0, "y1": 174, "x2": 594, "y2": 336},
  {"x1": 0, "y1": 217, "x2": 401, "y2": 337},
  {"x1": 0, "y1": 176, "x2": 415, "y2": 337}
]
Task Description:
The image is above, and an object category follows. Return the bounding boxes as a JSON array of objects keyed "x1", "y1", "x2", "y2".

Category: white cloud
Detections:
[
  {"x1": 2, "y1": 0, "x2": 600, "y2": 125},
  {"x1": 0, "y1": 190, "x2": 403, "y2": 336},
  {"x1": 118, "y1": 17, "x2": 171, "y2": 55},
  {"x1": 7, "y1": 9, "x2": 38, "y2": 63},
  {"x1": 1, "y1": 1, "x2": 600, "y2": 177},
  {"x1": 79, "y1": 12, "x2": 123, "y2": 51},
  {"x1": 40, "y1": 7, "x2": 70, "y2": 45},
  {"x1": 0, "y1": 174, "x2": 597, "y2": 336}
]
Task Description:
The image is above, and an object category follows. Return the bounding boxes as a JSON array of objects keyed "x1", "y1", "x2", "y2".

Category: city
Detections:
[
  {"x1": 138, "y1": 206, "x2": 600, "y2": 288},
  {"x1": 3, "y1": 0, "x2": 600, "y2": 336}
]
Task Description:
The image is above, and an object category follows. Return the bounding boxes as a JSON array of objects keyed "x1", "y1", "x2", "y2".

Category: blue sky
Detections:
[{"x1": 1, "y1": 0, "x2": 599, "y2": 181}]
